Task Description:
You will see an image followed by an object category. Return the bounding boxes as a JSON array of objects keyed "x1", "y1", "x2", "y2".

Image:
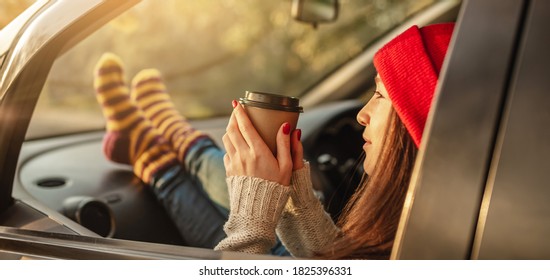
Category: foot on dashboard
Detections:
[
  {"x1": 93, "y1": 53, "x2": 178, "y2": 184},
  {"x1": 131, "y1": 68, "x2": 210, "y2": 163}
]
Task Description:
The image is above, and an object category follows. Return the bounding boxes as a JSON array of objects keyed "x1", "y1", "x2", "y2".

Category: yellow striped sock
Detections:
[
  {"x1": 94, "y1": 53, "x2": 177, "y2": 184},
  {"x1": 131, "y1": 69, "x2": 209, "y2": 163}
]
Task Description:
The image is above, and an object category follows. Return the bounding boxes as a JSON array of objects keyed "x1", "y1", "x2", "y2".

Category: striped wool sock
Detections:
[
  {"x1": 130, "y1": 69, "x2": 209, "y2": 163},
  {"x1": 93, "y1": 53, "x2": 178, "y2": 184}
]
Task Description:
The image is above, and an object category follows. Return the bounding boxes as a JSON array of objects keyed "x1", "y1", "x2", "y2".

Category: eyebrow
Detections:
[{"x1": 374, "y1": 76, "x2": 381, "y2": 84}]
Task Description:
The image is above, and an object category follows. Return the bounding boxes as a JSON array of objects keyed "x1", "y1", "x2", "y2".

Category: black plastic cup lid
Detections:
[{"x1": 239, "y1": 91, "x2": 303, "y2": 113}]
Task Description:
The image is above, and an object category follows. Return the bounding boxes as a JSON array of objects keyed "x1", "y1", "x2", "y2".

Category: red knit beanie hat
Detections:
[{"x1": 373, "y1": 23, "x2": 454, "y2": 147}]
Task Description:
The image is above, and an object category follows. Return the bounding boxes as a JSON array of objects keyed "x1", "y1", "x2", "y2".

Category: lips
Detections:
[
  {"x1": 362, "y1": 134, "x2": 372, "y2": 145},
  {"x1": 363, "y1": 136, "x2": 372, "y2": 150}
]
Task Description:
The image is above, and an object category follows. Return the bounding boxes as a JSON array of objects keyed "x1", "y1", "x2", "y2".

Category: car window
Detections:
[
  {"x1": 0, "y1": 1, "x2": 36, "y2": 28},
  {"x1": 25, "y1": 0, "x2": 437, "y2": 139}
]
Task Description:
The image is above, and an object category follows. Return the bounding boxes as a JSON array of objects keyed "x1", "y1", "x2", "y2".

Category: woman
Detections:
[
  {"x1": 92, "y1": 22, "x2": 454, "y2": 259},
  {"x1": 216, "y1": 22, "x2": 454, "y2": 259}
]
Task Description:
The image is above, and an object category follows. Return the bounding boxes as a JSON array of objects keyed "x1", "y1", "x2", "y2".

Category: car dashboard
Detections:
[{"x1": 12, "y1": 100, "x2": 366, "y2": 247}]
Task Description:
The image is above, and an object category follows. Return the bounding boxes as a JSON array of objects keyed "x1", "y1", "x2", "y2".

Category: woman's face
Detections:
[{"x1": 356, "y1": 74, "x2": 393, "y2": 175}]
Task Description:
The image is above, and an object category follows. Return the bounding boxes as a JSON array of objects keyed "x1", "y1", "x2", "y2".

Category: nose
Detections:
[{"x1": 356, "y1": 100, "x2": 372, "y2": 127}]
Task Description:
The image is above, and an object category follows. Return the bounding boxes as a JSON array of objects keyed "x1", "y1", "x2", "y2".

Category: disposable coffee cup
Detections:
[{"x1": 239, "y1": 91, "x2": 303, "y2": 155}]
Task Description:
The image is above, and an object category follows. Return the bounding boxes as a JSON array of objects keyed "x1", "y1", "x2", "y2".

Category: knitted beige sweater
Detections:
[{"x1": 214, "y1": 163, "x2": 340, "y2": 257}]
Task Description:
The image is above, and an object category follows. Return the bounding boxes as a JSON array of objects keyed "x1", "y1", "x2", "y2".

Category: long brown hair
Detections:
[{"x1": 320, "y1": 108, "x2": 418, "y2": 259}]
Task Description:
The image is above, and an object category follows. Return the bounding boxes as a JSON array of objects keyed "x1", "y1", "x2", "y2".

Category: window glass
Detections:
[
  {"x1": 27, "y1": 0, "x2": 436, "y2": 139},
  {"x1": 0, "y1": 0, "x2": 36, "y2": 29}
]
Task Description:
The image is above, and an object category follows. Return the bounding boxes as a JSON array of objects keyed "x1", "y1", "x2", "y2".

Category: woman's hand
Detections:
[
  {"x1": 290, "y1": 127, "x2": 304, "y2": 171},
  {"x1": 223, "y1": 100, "x2": 294, "y2": 186}
]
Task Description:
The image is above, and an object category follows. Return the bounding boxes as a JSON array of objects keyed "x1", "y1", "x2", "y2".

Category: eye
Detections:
[{"x1": 373, "y1": 91, "x2": 384, "y2": 99}]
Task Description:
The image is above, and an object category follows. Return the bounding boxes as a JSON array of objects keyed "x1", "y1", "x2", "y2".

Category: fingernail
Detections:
[
  {"x1": 283, "y1": 122, "x2": 290, "y2": 135},
  {"x1": 232, "y1": 100, "x2": 238, "y2": 108},
  {"x1": 297, "y1": 129, "x2": 302, "y2": 141}
]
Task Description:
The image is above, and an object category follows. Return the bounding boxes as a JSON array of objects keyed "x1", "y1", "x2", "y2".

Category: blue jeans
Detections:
[{"x1": 150, "y1": 138, "x2": 289, "y2": 256}]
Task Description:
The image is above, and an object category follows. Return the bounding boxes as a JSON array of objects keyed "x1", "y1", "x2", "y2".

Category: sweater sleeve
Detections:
[
  {"x1": 276, "y1": 162, "x2": 341, "y2": 258},
  {"x1": 214, "y1": 176, "x2": 290, "y2": 255}
]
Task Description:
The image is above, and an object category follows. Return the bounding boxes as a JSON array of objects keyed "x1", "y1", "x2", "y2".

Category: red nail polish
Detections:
[
  {"x1": 297, "y1": 129, "x2": 302, "y2": 141},
  {"x1": 232, "y1": 100, "x2": 238, "y2": 108},
  {"x1": 283, "y1": 123, "x2": 290, "y2": 135}
]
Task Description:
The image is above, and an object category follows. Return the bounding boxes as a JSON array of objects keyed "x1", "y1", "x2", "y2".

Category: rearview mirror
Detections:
[{"x1": 291, "y1": 0, "x2": 339, "y2": 28}]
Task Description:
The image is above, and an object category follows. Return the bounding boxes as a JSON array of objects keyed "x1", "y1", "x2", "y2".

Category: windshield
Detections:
[
  {"x1": 0, "y1": 1, "x2": 36, "y2": 27},
  {"x1": 23, "y1": 0, "x2": 435, "y2": 139}
]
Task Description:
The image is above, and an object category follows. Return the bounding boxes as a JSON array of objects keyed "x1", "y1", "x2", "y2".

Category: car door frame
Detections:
[
  {"x1": 0, "y1": 0, "x2": 140, "y2": 213},
  {"x1": 392, "y1": 0, "x2": 550, "y2": 259}
]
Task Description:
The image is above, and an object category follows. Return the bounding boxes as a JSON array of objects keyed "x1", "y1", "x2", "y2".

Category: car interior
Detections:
[
  {"x1": 4, "y1": 0, "x2": 549, "y2": 260},
  {"x1": 0, "y1": 0, "x2": 462, "y2": 255}
]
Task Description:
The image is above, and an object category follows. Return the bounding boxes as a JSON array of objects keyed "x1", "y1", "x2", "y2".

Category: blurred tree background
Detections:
[{"x1": 1, "y1": 0, "x2": 434, "y2": 138}]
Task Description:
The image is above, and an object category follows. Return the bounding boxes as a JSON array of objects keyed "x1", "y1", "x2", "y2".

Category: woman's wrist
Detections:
[
  {"x1": 226, "y1": 176, "x2": 291, "y2": 223},
  {"x1": 289, "y1": 162, "x2": 319, "y2": 207}
]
